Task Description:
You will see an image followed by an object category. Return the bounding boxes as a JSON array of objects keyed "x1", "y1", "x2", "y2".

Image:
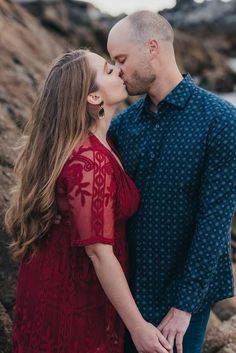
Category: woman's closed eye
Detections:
[{"x1": 107, "y1": 68, "x2": 113, "y2": 74}]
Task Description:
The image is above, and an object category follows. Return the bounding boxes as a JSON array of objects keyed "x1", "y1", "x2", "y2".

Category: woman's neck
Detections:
[{"x1": 91, "y1": 105, "x2": 116, "y2": 140}]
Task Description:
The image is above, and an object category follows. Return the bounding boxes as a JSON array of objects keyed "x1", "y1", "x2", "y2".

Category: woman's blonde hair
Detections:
[{"x1": 5, "y1": 49, "x2": 99, "y2": 260}]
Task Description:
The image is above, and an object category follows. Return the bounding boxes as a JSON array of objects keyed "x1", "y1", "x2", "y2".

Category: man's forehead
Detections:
[
  {"x1": 107, "y1": 19, "x2": 131, "y2": 52},
  {"x1": 109, "y1": 47, "x2": 128, "y2": 60},
  {"x1": 109, "y1": 17, "x2": 130, "y2": 37},
  {"x1": 107, "y1": 37, "x2": 132, "y2": 59}
]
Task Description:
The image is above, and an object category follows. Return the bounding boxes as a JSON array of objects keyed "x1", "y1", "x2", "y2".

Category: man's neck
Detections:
[{"x1": 148, "y1": 70, "x2": 183, "y2": 112}]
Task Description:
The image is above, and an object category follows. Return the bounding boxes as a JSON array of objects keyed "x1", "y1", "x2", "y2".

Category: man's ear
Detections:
[
  {"x1": 87, "y1": 93, "x2": 102, "y2": 105},
  {"x1": 148, "y1": 39, "x2": 159, "y2": 56}
]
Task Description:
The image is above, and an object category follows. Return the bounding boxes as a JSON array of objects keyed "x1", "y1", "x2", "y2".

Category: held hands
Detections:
[
  {"x1": 158, "y1": 307, "x2": 191, "y2": 353},
  {"x1": 131, "y1": 321, "x2": 171, "y2": 353}
]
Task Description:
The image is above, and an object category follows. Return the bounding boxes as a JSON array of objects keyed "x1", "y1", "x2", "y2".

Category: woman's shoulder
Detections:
[
  {"x1": 69, "y1": 134, "x2": 97, "y2": 159},
  {"x1": 61, "y1": 134, "x2": 114, "y2": 177}
]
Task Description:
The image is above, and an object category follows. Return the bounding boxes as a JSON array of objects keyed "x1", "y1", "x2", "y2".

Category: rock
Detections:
[
  {"x1": 16, "y1": 0, "x2": 111, "y2": 53},
  {"x1": 17, "y1": 0, "x2": 70, "y2": 34},
  {"x1": 217, "y1": 343, "x2": 236, "y2": 353},
  {"x1": 0, "y1": 301, "x2": 12, "y2": 353},
  {"x1": 233, "y1": 263, "x2": 236, "y2": 291},
  {"x1": 162, "y1": 0, "x2": 236, "y2": 34},
  {"x1": 161, "y1": 0, "x2": 236, "y2": 57},
  {"x1": 232, "y1": 229, "x2": 236, "y2": 263},
  {"x1": 175, "y1": 0, "x2": 196, "y2": 12},
  {"x1": 0, "y1": 0, "x2": 63, "y2": 229},
  {"x1": 161, "y1": 0, "x2": 236, "y2": 89},
  {"x1": 203, "y1": 314, "x2": 236, "y2": 353},
  {"x1": 206, "y1": 311, "x2": 221, "y2": 333},
  {"x1": 0, "y1": 0, "x2": 64, "y2": 340},
  {"x1": 213, "y1": 297, "x2": 236, "y2": 321},
  {"x1": 14, "y1": 0, "x2": 236, "y2": 92},
  {"x1": 42, "y1": 0, "x2": 70, "y2": 34},
  {"x1": 173, "y1": 30, "x2": 236, "y2": 92}
]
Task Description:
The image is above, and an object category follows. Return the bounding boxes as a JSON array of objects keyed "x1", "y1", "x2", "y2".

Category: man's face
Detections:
[{"x1": 107, "y1": 30, "x2": 156, "y2": 96}]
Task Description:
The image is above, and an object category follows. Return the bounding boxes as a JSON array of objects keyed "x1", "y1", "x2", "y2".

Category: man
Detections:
[{"x1": 107, "y1": 11, "x2": 236, "y2": 353}]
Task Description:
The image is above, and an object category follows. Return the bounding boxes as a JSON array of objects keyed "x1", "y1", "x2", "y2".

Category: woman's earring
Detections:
[{"x1": 98, "y1": 101, "x2": 105, "y2": 120}]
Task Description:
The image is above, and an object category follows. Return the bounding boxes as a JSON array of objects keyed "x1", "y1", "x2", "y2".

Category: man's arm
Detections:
[
  {"x1": 159, "y1": 108, "x2": 236, "y2": 353},
  {"x1": 175, "y1": 112, "x2": 236, "y2": 313}
]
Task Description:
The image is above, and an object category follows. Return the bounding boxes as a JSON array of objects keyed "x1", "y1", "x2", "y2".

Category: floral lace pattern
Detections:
[{"x1": 12, "y1": 134, "x2": 140, "y2": 353}]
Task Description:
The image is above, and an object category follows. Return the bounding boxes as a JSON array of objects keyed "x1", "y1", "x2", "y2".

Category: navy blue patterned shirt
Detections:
[{"x1": 108, "y1": 74, "x2": 236, "y2": 324}]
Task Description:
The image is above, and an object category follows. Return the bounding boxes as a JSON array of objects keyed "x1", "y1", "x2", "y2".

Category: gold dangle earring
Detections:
[{"x1": 98, "y1": 101, "x2": 105, "y2": 120}]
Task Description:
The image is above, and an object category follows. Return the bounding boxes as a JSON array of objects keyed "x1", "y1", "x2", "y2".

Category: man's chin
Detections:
[
  {"x1": 126, "y1": 84, "x2": 146, "y2": 96},
  {"x1": 127, "y1": 89, "x2": 145, "y2": 96}
]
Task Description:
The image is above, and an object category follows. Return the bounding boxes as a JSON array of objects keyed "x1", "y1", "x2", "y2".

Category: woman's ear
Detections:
[{"x1": 87, "y1": 93, "x2": 102, "y2": 105}]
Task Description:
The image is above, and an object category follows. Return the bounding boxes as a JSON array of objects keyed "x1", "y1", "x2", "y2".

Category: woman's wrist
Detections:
[{"x1": 128, "y1": 318, "x2": 146, "y2": 335}]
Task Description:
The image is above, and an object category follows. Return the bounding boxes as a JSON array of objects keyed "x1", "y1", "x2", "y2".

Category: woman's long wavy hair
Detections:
[{"x1": 5, "y1": 49, "x2": 99, "y2": 261}]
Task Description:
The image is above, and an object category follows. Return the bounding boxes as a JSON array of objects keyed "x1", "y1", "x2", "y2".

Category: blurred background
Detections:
[{"x1": 0, "y1": 0, "x2": 236, "y2": 352}]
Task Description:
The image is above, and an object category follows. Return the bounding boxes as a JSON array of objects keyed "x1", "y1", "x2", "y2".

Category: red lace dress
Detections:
[{"x1": 12, "y1": 133, "x2": 140, "y2": 353}]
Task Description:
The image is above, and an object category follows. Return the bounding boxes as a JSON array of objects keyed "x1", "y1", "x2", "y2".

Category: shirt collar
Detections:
[{"x1": 143, "y1": 73, "x2": 196, "y2": 113}]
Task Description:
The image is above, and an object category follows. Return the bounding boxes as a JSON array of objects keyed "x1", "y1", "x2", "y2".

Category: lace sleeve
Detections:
[{"x1": 64, "y1": 148, "x2": 117, "y2": 247}]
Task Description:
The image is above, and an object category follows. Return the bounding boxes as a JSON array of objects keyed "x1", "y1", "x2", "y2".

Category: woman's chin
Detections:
[
  {"x1": 122, "y1": 88, "x2": 128, "y2": 99},
  {"x1": 113, "y1": 90, "x2": 128, "y2": 105}
]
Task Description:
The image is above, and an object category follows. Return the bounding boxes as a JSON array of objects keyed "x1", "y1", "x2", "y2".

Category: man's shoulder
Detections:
[
  {"x1": 195, "y1": 86, "x2": 236, "y2": 113},
  {"x1": 194, "y1": 86, "x2": 236, "y2": 126}
]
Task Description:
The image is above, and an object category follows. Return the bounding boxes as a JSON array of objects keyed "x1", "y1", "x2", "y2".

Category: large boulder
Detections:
[
  {"x1": 173, "y1": 30, "x2": 236, "y2": 92},
  {"x1": 162, "y1": 0, "x2": 236, "y2": 60},
  {"x1": 203, "y1": 314, "x2": 236, "y2": 353},
  {"x1": 0, "y1": 0, "x2": 64, "y2": 349},
  {"x1": 0, "y1": 302, "x2": 12, "y2": 353},
  {"x1": 16, "y1": 0, "x2": 236, "y2": 92}
]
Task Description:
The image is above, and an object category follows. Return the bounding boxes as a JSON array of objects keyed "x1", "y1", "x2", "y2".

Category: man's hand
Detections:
[
  {"x1": 158, "y1": 307, "x2": 191, "y2": 353},
  {"x1": 131, "y1": 321, "x2": 171, "y2": 353}
]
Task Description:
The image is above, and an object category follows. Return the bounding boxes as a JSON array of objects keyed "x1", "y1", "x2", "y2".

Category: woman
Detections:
[{"x1": 5, "y1": 49, "x2": 170, "y2": 353}]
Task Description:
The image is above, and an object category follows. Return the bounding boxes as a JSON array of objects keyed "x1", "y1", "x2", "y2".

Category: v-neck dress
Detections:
[{"x1": 12, "y1": 134, "x2": 140, "y2": 353}]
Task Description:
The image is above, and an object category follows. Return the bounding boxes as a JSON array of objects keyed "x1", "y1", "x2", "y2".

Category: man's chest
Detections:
[{"x1": 116, "y1": 116, "x2": 208, "y2": 190}]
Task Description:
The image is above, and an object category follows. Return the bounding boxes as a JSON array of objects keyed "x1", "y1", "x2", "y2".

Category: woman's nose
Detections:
[
  {"x1": 114, "y1": 65, "x2": 121, "y2": 76},
  {"x1": 115, "y1": 66, "x2": 123, "y2": 79}
]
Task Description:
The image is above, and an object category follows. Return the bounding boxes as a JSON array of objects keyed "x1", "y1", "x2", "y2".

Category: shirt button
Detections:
[{"x1": 150, "y1": 152, "x2": 155, "y2": 159}]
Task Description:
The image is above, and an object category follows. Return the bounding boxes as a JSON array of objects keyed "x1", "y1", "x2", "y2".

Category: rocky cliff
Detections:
[
  {"x1": 161, "y1": 0, "x2": 236, "y2": 92},
  {"x1": 16, "y1": 0, "x2": 236, "y2": 92}
]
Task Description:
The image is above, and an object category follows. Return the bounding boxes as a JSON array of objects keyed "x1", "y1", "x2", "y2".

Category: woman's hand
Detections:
[
  {"x1": 131, "y1": 321, "x2": 171, "y2": 353},
  {"x1": 85, "y1": 244, "x2": 171, "y2": 353}
]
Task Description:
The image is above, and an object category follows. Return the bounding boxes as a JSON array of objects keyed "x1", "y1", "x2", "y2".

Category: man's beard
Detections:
[{"x1": 125, "y1": 69, "x2": 156, "y2": 96}]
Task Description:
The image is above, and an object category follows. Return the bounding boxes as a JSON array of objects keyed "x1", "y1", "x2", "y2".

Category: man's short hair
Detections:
[{"x1": 128, "y1": 11, "x2": 174, "y2": 44}]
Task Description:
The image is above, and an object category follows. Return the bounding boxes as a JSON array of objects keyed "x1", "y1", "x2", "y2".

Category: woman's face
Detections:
[{"x1": 87, "y1": 52, "x2": 128, "y2": 106}]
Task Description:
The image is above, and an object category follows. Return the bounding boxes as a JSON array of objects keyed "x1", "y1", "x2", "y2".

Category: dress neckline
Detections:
[{"x1": 89, "y1": 133, "x2": 125, "y2": 172}]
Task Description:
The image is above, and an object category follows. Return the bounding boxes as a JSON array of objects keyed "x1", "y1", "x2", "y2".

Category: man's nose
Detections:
[{"x1": 118, "y1": 69, "x2": 123, "y2": 78}]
